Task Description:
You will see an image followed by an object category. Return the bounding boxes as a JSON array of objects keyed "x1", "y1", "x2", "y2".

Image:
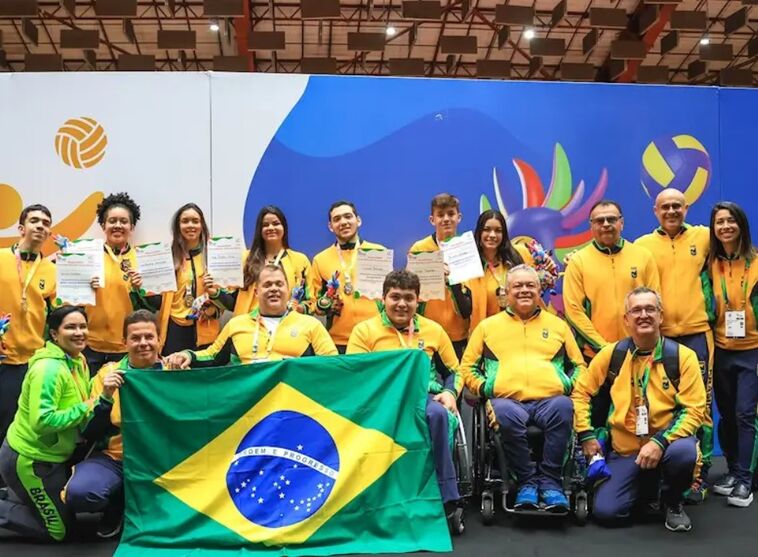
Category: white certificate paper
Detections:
[
  {"x1": 136, "y1": 242, "x2": 177, "y2": 294},
  {"x1": 56, "y1": 253, "x2": 97, "y2": 306},
  {"x1": 62, "y1": 238, "x2": 106, "y2": 287},
  {"x1": 440, "y1": 231, "x2": 484, "y2": 285},
  {"x1": 356, "y1": 249, "x2": 394, "y2": 300},
  {"x1": 407, "y1": 251, "x2": 446, "y2": 301},
  {"x1": 207, "y1": 236, "x2": 244, "y2": 288}
]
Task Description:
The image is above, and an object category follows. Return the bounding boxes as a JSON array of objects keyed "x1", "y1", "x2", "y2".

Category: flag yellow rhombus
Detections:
[{"x1": 154, "y1": 382, "x2": 407, "y2": 546}]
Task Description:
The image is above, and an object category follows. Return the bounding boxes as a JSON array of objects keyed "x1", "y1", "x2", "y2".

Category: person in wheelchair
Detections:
[
  {"x1": 572, "y1": 287, "x2": 706, "y2": 532},
  {"x1": 347, "y1": 270, "x2": 464, "y2": 529},
  {"x1": 461, "y1": 264, "x2": 586, "y2": 513}
]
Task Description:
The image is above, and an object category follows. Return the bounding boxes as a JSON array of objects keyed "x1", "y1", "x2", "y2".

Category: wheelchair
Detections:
[
  {"x1": 448, "y1": 409, "x2": 474, "y2": 535},
  {"x1": 471, "y1": 400, "x2": 589, "y2": 525}
]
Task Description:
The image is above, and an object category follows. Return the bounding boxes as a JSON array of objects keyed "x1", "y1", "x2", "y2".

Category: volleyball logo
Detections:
[
  {"x1": 54, "y1": 117, "x2": 108, "y2": 169},
  {"x1": 641, "y1": 134, "x2": 711, "y2": 205}
]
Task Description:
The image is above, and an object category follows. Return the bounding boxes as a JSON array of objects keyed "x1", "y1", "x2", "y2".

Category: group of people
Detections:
[{"x1": 0, "y1": 188, "x2": 755, "y2": 543}]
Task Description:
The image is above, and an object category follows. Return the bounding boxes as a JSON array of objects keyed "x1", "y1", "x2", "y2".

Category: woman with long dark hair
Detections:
[
  {"x1": 708, "y1": 201, "x2": 758, "y2": 508},
  {"x1": 469, "y1": 209, "x2": 533, "y2": 331},
  {"x1": 155, "y1": 203, "x2": 229, "y2": 355},
  {"x1": 234, "y1": 206, "x2": 311, "y2": 315}
]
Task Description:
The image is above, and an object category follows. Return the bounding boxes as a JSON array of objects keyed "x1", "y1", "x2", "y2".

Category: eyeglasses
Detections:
[
  {"x1": 627, "y1": 305, "x2": 659, "y2": 317},
  {"x1": 590, "y1": 216, "x2": 620, "y2": 225}
]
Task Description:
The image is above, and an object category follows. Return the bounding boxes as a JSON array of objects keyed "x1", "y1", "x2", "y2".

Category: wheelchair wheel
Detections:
[
  {"x1": 573, "y1": 492, "x2": 589, "y2": 525},
  {"x1": 449, "y1": 507, "x2": 465, "y2": 536},
  {"x1": 481, "y1": 493, "x2": 495, "y2": 525}
]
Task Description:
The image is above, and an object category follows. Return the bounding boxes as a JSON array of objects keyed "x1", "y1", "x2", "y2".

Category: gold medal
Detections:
[
  {"x1": 344, "y1": 282, "x2": 354, "y2": 295},
  {"x1": 184, "y1": 285, "x2": 194, "y2": 307}
]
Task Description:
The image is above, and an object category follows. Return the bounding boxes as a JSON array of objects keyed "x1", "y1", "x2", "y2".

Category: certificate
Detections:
[
  {"x1": 407, "y1": 251, "x2": 446, "y2": 301},
  {"x1": 207, "y1": 236, "x2": 244, "y2": 288},
  {"x1": 440, "y1": 231, "x2": 484, "y2": 285},
  {"x1": 62, "y1": 238, "x2": 106, "y2": 287},
  {"x1": 356, "y1": 249, "x2": 394, "y2": 300},
  {"x1": 136, "y1": 242, "x2": 177, "y2": 294},
  {"x1": 56, "y1": 253, "x2": 97, "y2": 306}
]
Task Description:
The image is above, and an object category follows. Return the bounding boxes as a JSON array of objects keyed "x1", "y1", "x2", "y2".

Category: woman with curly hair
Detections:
[{"x1": 83, "y1": 192, "x2": 143, "y2": 374}]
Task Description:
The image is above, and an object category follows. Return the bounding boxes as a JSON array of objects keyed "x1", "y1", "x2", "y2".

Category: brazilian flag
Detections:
[{"x1": 116, "y1": 350, "x2": 452, "y2": 556}]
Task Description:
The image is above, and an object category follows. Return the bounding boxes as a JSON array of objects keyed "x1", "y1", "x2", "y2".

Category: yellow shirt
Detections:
[
  {"x1": 409, "y1": 235, "x2": 471, "y2": 342},
  {"x1": 346, "y1": 312, "x2": 463, "y2": 396},
  {"x1": 563, "y1": 240, "x2": 660, "y2": 357},
  {"x1": 233, "y1": 249, "x2": 311, "y2": 316},
  {"x1": 86, "y1": 246, "x2": 138, "y2": 354},
  {"x1": 461, "y1": 308, "x2": 586, "y2": 402},
  {"x1": 635, "y1": 225, "x2": 711, "y2": 337},
  {"x1": 711, "y1": 254, "x2": 758, "y2": 350},
  {"x1": 572, "y1": 339, "x2": 705, "y2": 456},
  {"x1": 309, "y1": 240, "x2": 386, "y2": 347},
  {"x1": 0, "y1": 247, "x2": 56, "y2": 365}
]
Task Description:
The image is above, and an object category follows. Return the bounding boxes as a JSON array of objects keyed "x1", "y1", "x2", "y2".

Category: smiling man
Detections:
[
  {"x1": 563, "y1": 200, "x2": 660, "y2": 363},
  {"x1": 635, "y1": 188, "x2": 714, "y2": 502},
  {"x1": 346, "y1": 270, "x2": 463, "y2": 526},
  {"x1": 168, "y1": 265, "x2": 337, "y2": 367},
  {"x1": 308, "y1": 201, "x2": 386, "y2": 353},
  {"x1": 461, "y1": 265, "x2": 585, "y2": 513},
  {"x1": 0, "y1": 205, "x2": 57, "y2": 457},
  {"x1": 572, "y1": 287, "x2": 706, "y2": 532}
]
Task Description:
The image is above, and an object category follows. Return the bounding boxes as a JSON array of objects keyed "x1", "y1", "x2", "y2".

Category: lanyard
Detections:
[
  {"x1": 183, "y1": 252, "x2": 199, "y2": 296},
  {"x1": 719, "y1": 258, "x2": 750, "y2": 310},
  {"x1": 633, "y1": 355, "x2": 653, "y2": 405},
  {"x1": 394, "y1": 324, "x2": 416, "y2": 349},
  {"x1": 252, "y1": 313, "x2": 286, "y2": 359},
  {"x1": 14, "y1": 247, "x2": 42, "y2": 311},
  {"x1": 486, "y1": 260, "x2": 507, "y2": 289},
  {"x1": 335, "y1": 239, "x2": 359, "y2": 285},
  {"x1": 268, "y1": 249, "x2": 285, "y2": 267}
]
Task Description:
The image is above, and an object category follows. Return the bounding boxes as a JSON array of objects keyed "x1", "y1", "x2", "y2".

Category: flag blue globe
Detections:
[{"x1": 226, "y1": 410, "x2": 340, "y2": 528}]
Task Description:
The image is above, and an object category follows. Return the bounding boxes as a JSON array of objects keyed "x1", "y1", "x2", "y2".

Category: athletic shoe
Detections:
[
  {"x1": 540, "y1": 489, "x2": 569, "y2": 513},
  {"x1": 726, "y1": 483, "x2": 753, "y2": 508},
  {"x1": 683, "y1": 479, "x2": 708, "y2": 505},
  {"x1": 712, "y1": 474, "x2": 737, "y2": 496},
  {"x1": 0, "y1": 487, "x2": 8, "y2": 501},
  {"x1": 96, "y1": 509, "x2": 124, "y2": 539},
  {"x1": 514, "y1": 485, "x2": 539, "y2": 510},
  {"x1": 664, "y1": 503, "x2": 692, "y2": 532}
]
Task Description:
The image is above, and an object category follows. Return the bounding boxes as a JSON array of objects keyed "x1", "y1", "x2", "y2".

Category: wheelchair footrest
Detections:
[{"x1": 504, "y1": 504, "x2": 570, "y2": 517}]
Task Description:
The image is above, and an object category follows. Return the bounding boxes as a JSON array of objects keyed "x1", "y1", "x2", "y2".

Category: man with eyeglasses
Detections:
[
  {"x1": 572, "y1": 287, "x2": 705, "y2": 533},
  {"x1": 563, "y1": 200, "x2": 660, "y2": 362},
  {"x1": 635, "y1": 188, "x2": 714, "y2": 503}
]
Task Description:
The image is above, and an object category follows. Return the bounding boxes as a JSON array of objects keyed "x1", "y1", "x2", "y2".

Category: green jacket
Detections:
[{"x1": 7, "y1": 342, "x2": 93, "y2": 463}]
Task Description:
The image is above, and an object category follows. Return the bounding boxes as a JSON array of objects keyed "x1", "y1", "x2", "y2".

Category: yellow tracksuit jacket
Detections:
[
  {"x1": 234, "y1": 249, "x2": 311, "y2": 316},
  {"x1": 563, "y1": 239, "x2": 660, "y2": 357},
  {"x1": 572, "y1": 339, "x2": 706, "y2": 456},
  {"x1": 346, "y1": 311, "x2": 463, "y2": 396},
  {"x1": 711, "y1": 254, "x2": 758, "y2": 351},
  {"x1": 461, "y1": 307, "x2": 586, "y2": 401}
]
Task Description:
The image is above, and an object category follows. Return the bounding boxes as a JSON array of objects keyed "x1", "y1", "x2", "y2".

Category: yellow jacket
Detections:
[
  {"x1": 233, "y1": 249, "x2": 311, "y2": 316},
  {"x1": 308, "y1": 240, "x2": 386, "y2": 346},
  {"x1": 635, "y1": 225, "x2": 712, "y2": 337},
  {"x1": 572, "y1": 338, "x2": 706, "y2": 456},
  {"x1": 711, "y1": 254, "x2": 758, "y2": 350},
  {"x1": 408, "y1": 235, "x2": 472, "y2": 342},
  {"x1": 563, "y1": 240, "x2": 660, "y2": 357},
  {"x1": 0, "y1": 247, "x2": 56, "y2": 365},
  {"x1": 346, "y1": 311, "x2": 463, "y2": 396},
  {"x1": 189, "y1": 309, "x2": 337, "y2": 365},
  {"x1": 461, "y1": 307, "x2": 586, "y2": 402}
]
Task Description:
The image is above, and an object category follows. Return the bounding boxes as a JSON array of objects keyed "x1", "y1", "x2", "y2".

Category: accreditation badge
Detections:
[
  {"x1": 726, "y1": 310, "x2": 746, "y2": 338},
  {"x1": 635, "y1": 405, "x2": 649, "y2": 437}
]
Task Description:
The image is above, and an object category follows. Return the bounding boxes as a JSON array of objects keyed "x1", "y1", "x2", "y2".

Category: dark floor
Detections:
[{"x1": 2, "y1": 459, "x2": 755, "y2": 557}]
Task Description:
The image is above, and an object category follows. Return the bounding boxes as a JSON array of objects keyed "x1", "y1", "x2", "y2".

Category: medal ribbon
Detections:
[
  {"x1": 252, "y1": 312, "x2": 288, "y2": 359},
  {"x1": 104, "y1": 243, "x2": 129, "y2": 265},
  {"x1": 394, "y1": 323, "x2": 416, "y2": 349},
  {"x1": 14, "y1": 246, "x2": 42, "y2": 310},
  {"x1": 269, "y1": 248, "x2": 285, "y2": 267},
  {"x1": 486, "y1": 260, "x2": 507, "y2": 290},
  {"x1": 719, "y1": 258, "x2": 751, "y2": 310},
  {"x1": 335, "y1": 238, "x2": 360, "y2": 288}
]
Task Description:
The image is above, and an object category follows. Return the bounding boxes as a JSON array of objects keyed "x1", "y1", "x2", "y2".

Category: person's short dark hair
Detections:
[
  {"x1": 97, "y1": 192, "x2": 141, "y2": 226},
  {"x1": 430, "y1": 193, "x2": 460, "y2": 213},
  {"x1": 257, "y1": 264, "x2": 289, "y2": 286},
  {"x1": 383, "y1": 270, "x2": 421, "y2": 297},
  {"x1": 328, "y1": 200, "x2": 359, "y2": 221},
  {"x1": 19, "y1": 204, "x2": 52, "y2": 226},
  {"x1": 47, "y1": 306, "x2": 87, "y2": 338},
  {"x1": 589, "y1": 199, "x2": 623, "y2": 217},
  {"x1": 123, "y1": 309, "x2": 159, "y2": 338}
]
